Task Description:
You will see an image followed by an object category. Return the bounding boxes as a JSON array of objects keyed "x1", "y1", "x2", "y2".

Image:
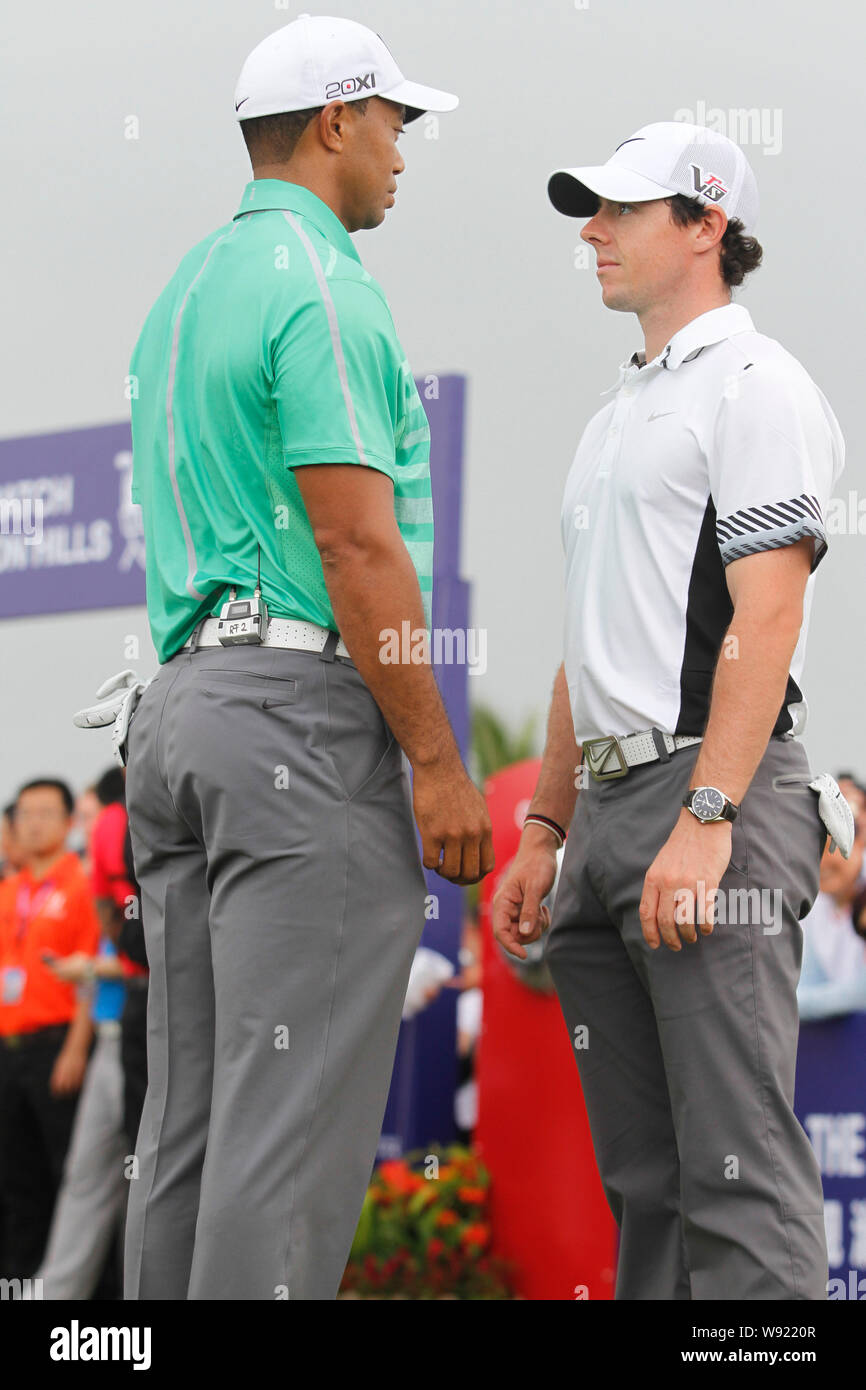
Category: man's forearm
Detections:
[
  {"x1": 691, "y1": 605, "x2": 804, "y2": 804},
  {"x1": 64, "y1": 995, "x2": 93, "y2": 1055},
  {"x1": 527, "y1": 662, "x2": 581, "y2": 831},
  {"x1": 320, "y1": 536, "x2": 462, "y2": 771}
]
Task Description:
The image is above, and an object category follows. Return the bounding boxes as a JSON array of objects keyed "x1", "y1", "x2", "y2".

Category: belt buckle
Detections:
[{"x1": 583, "y1": 734, "x2": 629, "y2": 782}]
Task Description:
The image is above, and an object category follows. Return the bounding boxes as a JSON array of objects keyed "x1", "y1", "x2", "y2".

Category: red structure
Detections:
[{"x1": 474, "y1": 759, "x2": 618, "y2": 1300}]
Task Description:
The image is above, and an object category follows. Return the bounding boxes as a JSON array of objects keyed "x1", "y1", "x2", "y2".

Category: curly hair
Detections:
[
  {"x1": 240, "y1": 99, "x2": 370, "y2": 164},
  {"x1": 666, "y1": 193, "x2": 763, "y2": 287}
]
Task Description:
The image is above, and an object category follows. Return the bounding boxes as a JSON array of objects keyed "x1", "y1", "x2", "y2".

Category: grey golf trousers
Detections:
[
  {"x1": 122, "y1": 639, "x2": 427, "y2": 1300},
  {"x1": 544, "y1": 734, "x2": 829, "y2": 1300}
]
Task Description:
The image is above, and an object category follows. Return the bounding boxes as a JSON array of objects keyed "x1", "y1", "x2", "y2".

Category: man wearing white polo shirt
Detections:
[{"x1": 493, "y1": 123, "x2": 844, "y2": 1299}]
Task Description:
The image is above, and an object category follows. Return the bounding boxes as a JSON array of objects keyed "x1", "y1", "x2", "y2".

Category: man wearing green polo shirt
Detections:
[{"x1": 120, "y1": 16, "x2": 492, "y2": 1301}]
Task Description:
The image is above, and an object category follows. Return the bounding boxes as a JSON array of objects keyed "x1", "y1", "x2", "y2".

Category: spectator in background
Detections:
[
  {"x1": 89, "y1": 765, "x2": 149, "y2": 1145},
  {"x1": 853, "y1": 881, "x2": 866, "y2": 942},
  {"x1": 72, "y1": 785, "x2": 102, "y2": 878},
  {"x1": 0, "y1": 802, "x2": 17, "y2": 1267},
  {"x1": 0, "y1": 779, "x2": 99, "y2": 1278},
  {"x1": 118, "y1": 822, "x2": 148, "y2": 1149},
  {"x1": 94, "y1": 767, "x2": 125, "y2": 814},
  {"x1": 448, "y1": 916, "x2": 483, "y2": 1145},
  {"x1": 1, "y1": 803, "x2": 23, "y2": 879},
  {"x1": 836, "y1": 772, "x2": 866, "y2": 865},
  {"x1": 798, "y1": 831, "x2": 866, "y2": 1021},
  {"x1": 31, "y1": 769, "x2": 137, "y2": 1298}
]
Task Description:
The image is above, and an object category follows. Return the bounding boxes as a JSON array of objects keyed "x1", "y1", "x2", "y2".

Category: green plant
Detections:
[
  {"x1": 469, "y1": 704, "x2": 537, "y2": 786},
  {"x1": 339, "y1": 1144, "x2": 517, "y2": 1299}
]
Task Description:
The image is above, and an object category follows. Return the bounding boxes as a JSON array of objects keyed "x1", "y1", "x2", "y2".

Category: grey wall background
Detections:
[{"x1": 2, "y1": 0, "x2": 863, "y2": 806}]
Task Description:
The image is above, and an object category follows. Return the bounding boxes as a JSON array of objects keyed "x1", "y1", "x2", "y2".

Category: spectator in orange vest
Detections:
[
  {"x1": 30, "y1": 773, "x2": 139, "y2": 1299},
  {"x1": 1, "y1": 803, "x2": 23, "y2": 880},
  {"x1": 0, "y1": 779, "x2": 100, "y2": 1278}
]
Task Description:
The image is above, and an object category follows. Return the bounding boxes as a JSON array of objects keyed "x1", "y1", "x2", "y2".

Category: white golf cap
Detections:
[
  {"x1": 548, "y1": 122, "x2": 758, "y2": 234},
  {"x1": 234, "y1": 14, "x2": 459, "y2": 124}
]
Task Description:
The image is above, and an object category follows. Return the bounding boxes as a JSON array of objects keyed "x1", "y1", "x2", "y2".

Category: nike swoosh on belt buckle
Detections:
[{"x1": 582, "y1": 735, "x2": 629, "y2": 781}]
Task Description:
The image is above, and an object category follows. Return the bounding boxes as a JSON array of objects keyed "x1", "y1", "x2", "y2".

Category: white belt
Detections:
[
  {"x1": 182, "y1": 616, "x2": 352, "y2": 660},
  {"x1": 582, "y1": 729, "x2": 702, "y2": 782}
]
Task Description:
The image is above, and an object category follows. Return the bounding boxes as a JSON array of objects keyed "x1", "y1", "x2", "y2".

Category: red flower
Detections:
[
  {"x1": 427, "y1": 1238, "x2": 446, "y2": 1258},
  {"x1": 435, "y1": 1209, "x2": 459, "y2": 1228},
  {"x1": 456, "y1": 1185, "x2": 486, "y2": 1205},
  {"x1": 459, "y1": 1222, "x2": 491, "y2": 1252},
  {"x1": 377, "y1": 1160, "x2": 424, "y2": 1195}
]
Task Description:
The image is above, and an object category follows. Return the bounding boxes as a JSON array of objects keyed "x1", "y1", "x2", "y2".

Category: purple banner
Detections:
[{"x1": 0, "y1": 423, "x2": 144, "y2": 618}]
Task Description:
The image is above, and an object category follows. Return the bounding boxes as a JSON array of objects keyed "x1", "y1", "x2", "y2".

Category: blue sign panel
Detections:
[{"x1": 796, "y1": 1014, "x2": 866, "y2": 1299}]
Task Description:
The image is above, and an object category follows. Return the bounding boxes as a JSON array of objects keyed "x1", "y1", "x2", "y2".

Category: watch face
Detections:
[{"x1": 692, "y1": 786, "x2": 725, "y2": 820}]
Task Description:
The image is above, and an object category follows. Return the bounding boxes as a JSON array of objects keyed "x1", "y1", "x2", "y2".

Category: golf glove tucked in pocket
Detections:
[
  {"x1": 72, "y1": 668, "x2": 154, "y2": 767},
  {"x1": 808, "y1": 772, "x2": 855, "y2": 858}
]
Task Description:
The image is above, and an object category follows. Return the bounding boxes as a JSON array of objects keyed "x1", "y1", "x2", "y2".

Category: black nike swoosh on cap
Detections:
[{"x1": 235, "y1": 97, "x2": 249, "y2": 110}]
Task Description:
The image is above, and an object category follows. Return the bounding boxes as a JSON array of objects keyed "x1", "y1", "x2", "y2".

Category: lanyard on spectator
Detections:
[{"x1": 15, "y1": 881, "x2": 55, "y2": 944}]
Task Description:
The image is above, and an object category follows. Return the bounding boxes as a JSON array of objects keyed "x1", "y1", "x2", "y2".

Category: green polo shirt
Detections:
[{"x1": 128, "y1": 179, "x2": 434, "y2": 663}]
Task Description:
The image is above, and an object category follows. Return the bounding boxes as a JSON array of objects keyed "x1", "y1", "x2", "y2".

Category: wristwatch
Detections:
[{"x1": 682, "y1": 786, "x2": 739, "y2": 824}]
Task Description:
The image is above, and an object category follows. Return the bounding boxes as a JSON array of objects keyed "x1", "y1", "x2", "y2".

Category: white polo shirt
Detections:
[{"x1": 561, "y1": 303, "x2": 845, "y2": 745}]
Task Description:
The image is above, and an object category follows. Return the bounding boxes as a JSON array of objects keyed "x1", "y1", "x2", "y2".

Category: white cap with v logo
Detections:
[{"x1": 548, "y1": 122, "x2": 758, "y2": 233}]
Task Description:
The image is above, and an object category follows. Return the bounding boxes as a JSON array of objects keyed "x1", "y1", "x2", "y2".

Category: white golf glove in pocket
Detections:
[
  {"x1": 72, "y1": 668, "x2": 153, "y2": 767},
  {"x1": 808, "y1": 772, "x2": 856, "y2": 858}
]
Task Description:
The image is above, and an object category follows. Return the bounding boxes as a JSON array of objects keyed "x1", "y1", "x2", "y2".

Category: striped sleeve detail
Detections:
[
  {"x1": 394, "y1": 400, "x2": 430, "y2": 447},
  {"x1": 403, "y1": 539, "x2": 434, "y2": 571},
  {"x1": 715, "y1": 493, "x2": 827, "y2": 569},
  {"x1": 400, "y1": 426, "x2": 431, "y2": 449},
  {"x1": 396, "y1": 460, "x2": 431, "y2": 483},
  {"x1": 394, "y1": 495, "x2": 434, "y2": 526}
]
